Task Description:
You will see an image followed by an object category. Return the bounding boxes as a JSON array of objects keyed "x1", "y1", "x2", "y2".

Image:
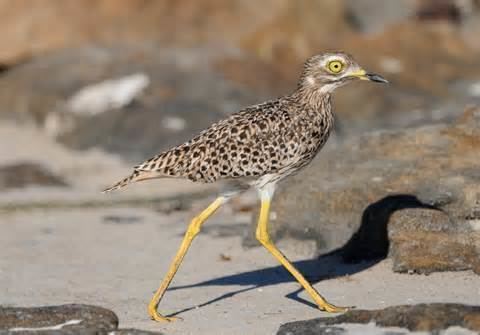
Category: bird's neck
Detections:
[{"x1": 291, "y1": 85, "x2": 333, "y2": 113}]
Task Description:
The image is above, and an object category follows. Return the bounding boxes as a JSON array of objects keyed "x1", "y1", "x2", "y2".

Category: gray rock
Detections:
[
  {"x1": 345, "y1": 0, "x2": 416, "y2": 33},
  {"x1": 0, "y1": 305, "x2": 164, "y2": 335},
  {"x1": 0, "y1": 162, "x2": 68, "y2": 190},
  {"x1": 0, "y1": 304, "x2": 118, "y2": 333},
  {"x1": 249, "y1": 107, "x2": 480, "y2": 274},
  {"x1": 277, "y1": 303, "x2": 480, "y2": 335},
  {"x1": 2, "y1": 41, "x2": 480, "y2": 166},
  {"x1": 0, "y1": 45, "x2": 263, "y2": 162}
]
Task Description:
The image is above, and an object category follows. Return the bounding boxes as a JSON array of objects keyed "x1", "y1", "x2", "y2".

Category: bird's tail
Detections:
[{"x1": 102, "y1": 169, "x2": 159, "y2": 193}]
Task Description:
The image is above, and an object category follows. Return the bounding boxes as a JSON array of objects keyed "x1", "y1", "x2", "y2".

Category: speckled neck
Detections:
[{"x1": 291, "y1": 85, "x2": 333, "y2": 114}]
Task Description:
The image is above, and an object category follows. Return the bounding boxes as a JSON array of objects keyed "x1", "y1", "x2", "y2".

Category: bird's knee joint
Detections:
[
  {"x1": 186, "y1": 219, "x2": 202, "y2": 238},
  {"x1": 255, "y1": 231, "x2": 271, "y2": 245}
]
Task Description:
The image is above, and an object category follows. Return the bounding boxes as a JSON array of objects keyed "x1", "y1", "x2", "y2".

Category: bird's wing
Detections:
[{"x1": 132, "y1": 98, "x2": 301, "y2": 183}]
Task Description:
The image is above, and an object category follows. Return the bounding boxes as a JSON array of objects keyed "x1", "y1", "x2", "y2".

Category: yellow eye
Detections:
[{"x1": 327, "y1": 60, "x2": 344, "y2": 74}]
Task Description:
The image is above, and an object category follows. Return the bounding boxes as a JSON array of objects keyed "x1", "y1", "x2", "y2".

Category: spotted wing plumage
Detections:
[{"x1": 103, "y1": 94, "x2": 333, "y2": 192}]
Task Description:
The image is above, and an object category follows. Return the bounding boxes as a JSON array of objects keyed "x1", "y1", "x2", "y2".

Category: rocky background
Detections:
[{"x1": 1, "y1": 1, "x2": 479, "y2": 334}]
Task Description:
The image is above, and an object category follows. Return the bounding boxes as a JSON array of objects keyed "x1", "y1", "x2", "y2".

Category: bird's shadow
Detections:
[{"x1": 166, "y1": 194, "x2": 438, "y2": 317}]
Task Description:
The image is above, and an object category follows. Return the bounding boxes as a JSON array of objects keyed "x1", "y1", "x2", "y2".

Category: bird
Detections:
[{"x1": 103, "y1": 51, "x2": 388, "y2": 322}]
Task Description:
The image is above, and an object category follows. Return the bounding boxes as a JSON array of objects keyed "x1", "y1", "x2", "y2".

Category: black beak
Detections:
[{"x1": 366, "y1": 73, "x2": 389, "y2": 84}]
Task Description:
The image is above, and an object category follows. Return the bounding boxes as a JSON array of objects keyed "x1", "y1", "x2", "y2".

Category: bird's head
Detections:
[{"x1": 298, "y1": 52, "x2": 388, "y2": 94}]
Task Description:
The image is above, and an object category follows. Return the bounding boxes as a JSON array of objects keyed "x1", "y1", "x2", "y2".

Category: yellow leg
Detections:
[
  {"x1": 148, "y1": 197, "x2": 225, "y2": 322},
  {"x1": 255, "y1": 197, "x2": 349, "y2": 313}
]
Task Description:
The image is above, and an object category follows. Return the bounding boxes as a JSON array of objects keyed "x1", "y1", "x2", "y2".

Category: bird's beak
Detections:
[{"x1": 349, "y1": 69, "x2": 389, "y2": 84}]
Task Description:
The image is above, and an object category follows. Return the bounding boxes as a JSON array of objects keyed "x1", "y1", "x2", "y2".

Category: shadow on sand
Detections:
[{"x1": 167, "y1": 194, "x2": 438, "y2": 317}]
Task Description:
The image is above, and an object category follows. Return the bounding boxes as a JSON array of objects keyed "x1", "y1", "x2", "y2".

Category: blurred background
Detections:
[
  {"x1": 1, "y1": 0, "x2": 480, "y2": 162},
  {"x1": 1, "y1": 2, "x2": 480, "y2": 334}
]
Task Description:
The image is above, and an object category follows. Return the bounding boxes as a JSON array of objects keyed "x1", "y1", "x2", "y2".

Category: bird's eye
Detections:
[{"x1": 327, "y1": 60, "x2": 344, "y2": 74}]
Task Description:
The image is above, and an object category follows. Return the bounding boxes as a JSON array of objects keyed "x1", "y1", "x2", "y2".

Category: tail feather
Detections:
[{"x1": 102, "y1": 170, "x2": 160, "y2": 193}]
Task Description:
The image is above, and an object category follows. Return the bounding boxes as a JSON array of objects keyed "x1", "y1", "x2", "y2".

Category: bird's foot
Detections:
[
  {"x1": 148, "y1": 306, "x2": 182, "y2": 322},
  {"x1": 319, "y1": 302, "x2": 353, "y2": 313}
]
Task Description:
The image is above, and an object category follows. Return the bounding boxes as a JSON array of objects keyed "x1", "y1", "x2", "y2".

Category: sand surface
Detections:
[{"x1": 2, "y1": 205, "x2": 480, "y2": 335}]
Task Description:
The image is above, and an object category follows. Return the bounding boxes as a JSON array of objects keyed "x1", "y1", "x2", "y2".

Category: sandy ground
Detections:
[
  {"x1": 2, "y1": 206, "x2": 480, "y2": 335},
  {"x1": 1, "y1": 122, "x2": 480, "y2": 335}
]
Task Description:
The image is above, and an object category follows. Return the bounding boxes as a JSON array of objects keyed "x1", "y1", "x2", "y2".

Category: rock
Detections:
[
  {"x1": 0, "y1": 0, "x2": 283, "y2": 66},
  {"x1": 416, "y1": 0, "x2": 466, "y2": 23},
  {"x1": 277, "y1": 303, "x2": 480, "y2": 335},
  {"x1": 0, "y1": 162, "x2": 68, "y2": 190},
  {"x1": 345, "y1": 0, "x2": 416, "y2": 33},
  {"x1": 346, "y1": 0, "x2": 475, "y2": 33},
  {"x1": 0, "y1": 45, "x2": 262, "y2": 162},
  {"x1": 251, "y1": 107, "x2": 480, "y2": 274},
  {"x1": 0, "y1": 304, "x2": 164, "y2": 334},
  {"x1": 389, "y1": 207, "x2": 480, "y2": 274},
  {"x1": 0, "y1": 304, "x2": 118, "y2": 333},
  {"x1": 2, "y1": 2, "x2": 480, "y2": 159},
  {"x1": 3, "y1": 0, "x2": 479, "y2": 141}
]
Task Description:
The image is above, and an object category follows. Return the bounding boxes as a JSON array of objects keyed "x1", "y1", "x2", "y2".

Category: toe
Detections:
[{"x1": 321, "y1": 303, "x2": 353, "y2": 313}]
